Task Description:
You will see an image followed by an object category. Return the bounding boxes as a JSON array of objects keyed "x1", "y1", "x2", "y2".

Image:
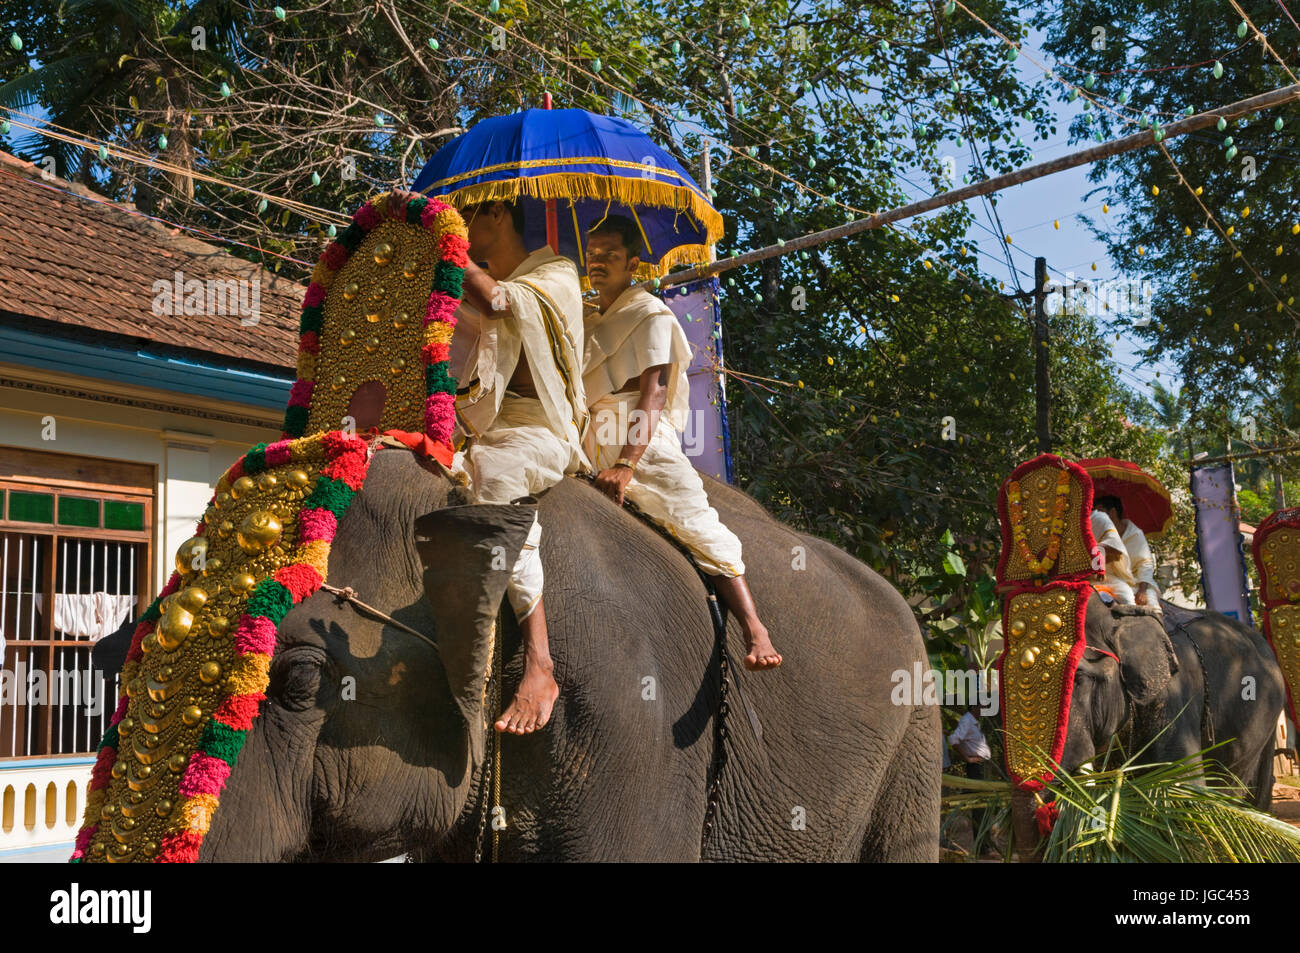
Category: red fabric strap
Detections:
[{"x1": 380, "y1": 429, "x2": 455, "y2": 468}]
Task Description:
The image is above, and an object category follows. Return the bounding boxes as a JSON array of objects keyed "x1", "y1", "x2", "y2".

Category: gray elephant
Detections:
[
  {"x1": 1057, "y1": 594, "x2": 1285, "y2": 809},
  {"x1": 94, "y1": 448, "x2": 940, "y2": 862}
]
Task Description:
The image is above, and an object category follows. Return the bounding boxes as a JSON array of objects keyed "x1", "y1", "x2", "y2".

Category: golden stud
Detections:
[
  {"x1": 287, "y1": 469, "x2": 310, "y2": 489},
  {"x1": 141, "y1": 631, "x2": 159, "y2": 654},
  {"x1": 373, "y1": 242, "x2": 394, "y2": 265},
  {"x1": 366, "y1": 336, "x2": 381, "y2": 353},
  {"x1": 209, "y1": 616, "x2": 229, "y2": 637},
  {"x1": 182, "y1": 705, "x2": 204, "y2": 727},
  {"x1": 167, "y1": 753, "x2": 187, "y2": 773},
  {"x1": 156, "y1": 799, "x2": 173, "y2": 818},
  {"x1": 231, "y1": 572, "x2": 257, "y2": 594},
  {"x1": 391, "y1": 358, "x2": 406, "y2": 374},
  {"x1": 177, "y1": 587, "x2": 208, "y2": 613},
  {"x1": 156, "y1": 604, "x2": 194, "y2": 652},
  {"x1": 237, "y1": 510, "x2": 283, "y2": 555},
  {"x1": 111, "y1": 760, "x2": 127, "y2": 780},
  {"x1": 232, "y1": 475, "x2": 256, "y2": 498},
  {"x1": 256, "y1": 471, "x2": 279, "y2": 491},
  {"x1": 332, "y1": 374, "x2": 348, "y2": 392},
  {"x1": 176, "y1": 536, "x2": 207, "y2": 575},
  {"x1": 402, "y1": 260, "x2": 419, "y2": 278},
  {"x1": 215, "y1": 491, "x2": 232, "y2": 508},
  {"x1": 340, "y1": 328, "x2": 357, "y2": 345},
  {"x1": 1009, "y1": 619, "x2": 1026, "y2": 637},
  {"x1": 1042, "y1": 613, "x2": 1062, "y2": 633},
  {"x1": 342, "y1": 281, "x2": 360, "y2": 301},
  {"x1": 200, "y1": 661, "x2": 222, "y2": 684},
  {"x1": 392, "y1": 310, "x2": 411, "y2": 329}
]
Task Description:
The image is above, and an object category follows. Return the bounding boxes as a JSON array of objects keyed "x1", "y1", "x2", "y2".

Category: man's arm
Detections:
[
  {"x1": 461, "y1": 260, "x2": 511, "y2": 319},
  {"x1": 593, "y1": 363, "x2": 669, "y2": 505}
]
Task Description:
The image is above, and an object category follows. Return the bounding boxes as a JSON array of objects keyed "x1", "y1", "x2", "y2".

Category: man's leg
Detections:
[
  {"x1": 618, "y1": 424, "x2": 781, "y2": 670},
  {"x1": 711, "y1": 574, "x2": 782, "y2": 670},
  {"x1": 495, "y1": 513, "x2": 560, "y2": 734}
]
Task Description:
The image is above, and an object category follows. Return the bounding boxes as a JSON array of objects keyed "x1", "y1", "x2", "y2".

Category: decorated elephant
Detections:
[
  {"x1": 1059, "y1": 596, "x2": 1284, "y2": 809},
  {"x1": 92, "y1": 447, "x2": 941, "y2": 862}
]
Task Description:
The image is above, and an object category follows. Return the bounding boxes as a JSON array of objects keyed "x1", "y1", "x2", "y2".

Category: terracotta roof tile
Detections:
[{"x1": 0, "y1": 151, "x2": 305, "y2": 371}]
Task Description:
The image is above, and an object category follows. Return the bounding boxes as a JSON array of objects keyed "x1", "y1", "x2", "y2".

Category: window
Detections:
[{"x1": 0, "y1": 447, "x2": 153, "y2": 760}]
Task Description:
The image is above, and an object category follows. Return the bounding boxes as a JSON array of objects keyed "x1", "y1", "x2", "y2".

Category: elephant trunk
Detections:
[{"x1": 1010, "y1": 789, "x2": 1044, "y2": 862}]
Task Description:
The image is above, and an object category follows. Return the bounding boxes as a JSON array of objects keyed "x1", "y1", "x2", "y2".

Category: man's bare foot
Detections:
[
  {"x1": 494, "y1": 660, "x2": 559, "y2": 734},
  {"x1": 742, "y1": 624, "x2": 782, "y2": 670}
]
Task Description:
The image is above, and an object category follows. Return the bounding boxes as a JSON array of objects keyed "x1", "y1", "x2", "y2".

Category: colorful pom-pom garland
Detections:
[
  {"x1": 282, "y1": 191, "x2": 468, "y2": 448},
  {"x1": 72, "y1": 430, "x2": 371, "y2": 863}
]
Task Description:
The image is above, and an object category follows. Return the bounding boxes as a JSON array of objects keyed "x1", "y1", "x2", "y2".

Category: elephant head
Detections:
[
  {"x1": 1060, "y1": 595, "x2": 1179, "y2": 772},
  {"x1": 92, "y1": 450, "x2": 537, "y2": 862}
]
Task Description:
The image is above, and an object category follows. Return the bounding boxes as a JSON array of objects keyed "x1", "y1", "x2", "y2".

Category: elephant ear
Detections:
[
  {"x1": 413, "y1": 503, "x2": 537, "y2": 761},
  {"x1": 1110, "y1": 607, "x2": 1178, "y2": 705}
]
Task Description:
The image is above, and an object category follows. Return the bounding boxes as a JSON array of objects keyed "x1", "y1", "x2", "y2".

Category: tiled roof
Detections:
[{"x1": 0, "y1": 151, "x2": 303, "y2": 372}]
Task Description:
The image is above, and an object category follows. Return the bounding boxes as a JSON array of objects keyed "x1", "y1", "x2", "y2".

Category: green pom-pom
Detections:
[
  {"x1": 282, "y1": 405, "x2": 309, "y2": 438},
  {"x1": 406, "y1": 196, "x2": 428, "y2": 223},
  {"x1": 433, "y1": 260, "x2": 464, "y2": 297},
  {"x1": 99, "y1": 724, "x2": 120, "y2": 752},
  {"x1": 339, "y1": 222, "x2": 365, "y2": 251},
  {"x1": 142, "y1": 597, "x2": 163, "y2": 623},
  {"x1": 299, "y1": 306, "x2": 324, "y2": 334},
  {"x1": 247, "y1": 579, "x2": 294, "y2": 624},
  {"x1": 201, "y1": 720, "x2": 248, "y2": 766},
  {"x1": 426, "y1": 362, "x2": 457, "y2": 394},
  {"x1": 305, "y1": 475, "x2": 355, "y2": 516},
  {"x1": 243, "y1": 443, "x2": 270, "y2": 474}
]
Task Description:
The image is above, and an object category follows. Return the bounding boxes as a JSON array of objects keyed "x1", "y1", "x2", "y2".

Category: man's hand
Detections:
[{"x1": 594, "y1": 466, "x2": 635, "y2": 506}]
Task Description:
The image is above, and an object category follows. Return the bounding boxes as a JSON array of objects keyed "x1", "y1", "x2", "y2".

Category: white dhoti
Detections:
[
  {"x1": 464, "y1": 394, "x2": 572, "y2": 620},
  {"x1": 586, "y1": 391, "x2": 745, "y2": 577}
]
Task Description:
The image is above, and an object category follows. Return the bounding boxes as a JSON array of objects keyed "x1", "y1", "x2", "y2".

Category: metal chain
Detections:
[{"x1": 473, "y1": 639, "x2": 500, "y2": 864}]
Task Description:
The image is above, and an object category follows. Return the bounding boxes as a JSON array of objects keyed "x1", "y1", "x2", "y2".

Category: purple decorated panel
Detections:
[
  {"x1": 660, "y1": 276, "x2": 733, "y2": 482},
  {"x1": 1190, "y1": 463, "x2": 1254, "y2": 624}
]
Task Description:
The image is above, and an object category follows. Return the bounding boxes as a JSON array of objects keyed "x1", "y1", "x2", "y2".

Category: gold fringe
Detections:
[{"x1": 436, "y1": 171, "x2": 724, "y2": 262}]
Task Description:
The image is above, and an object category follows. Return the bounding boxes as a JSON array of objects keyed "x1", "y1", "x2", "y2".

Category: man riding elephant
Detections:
[
  {"x1": 422, "y1": 191, "x2": 590, "y2": 735},
  {"x1": 582, "y1": 215, "x2": 780, "y2": 669}
]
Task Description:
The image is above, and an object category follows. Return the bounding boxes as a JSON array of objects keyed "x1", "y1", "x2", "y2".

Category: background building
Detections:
[{"x1": 0, "y1": 151, "x2": 297, "y2": 859}]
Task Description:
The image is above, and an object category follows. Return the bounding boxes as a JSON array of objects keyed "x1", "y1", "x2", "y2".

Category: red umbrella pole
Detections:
[{"x1": 543, "y1": 92, "x2": 558, "y2": 253}]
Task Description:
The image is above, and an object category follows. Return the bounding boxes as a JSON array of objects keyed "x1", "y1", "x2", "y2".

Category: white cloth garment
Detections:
[
  {"x1": 1091, "y1": 510, "x2": 1136, "y2": 604},
  {"x1": 1120, "y1": 519, "x2": 1162, "y2": 608},
  {"x1": 456, "y1": 247, "x2": 589, "y2": 622},
  {"x1": 582, "y1": 285, "x2": 693, "y2": 433},
  {"x1": 586, "y1": 391, "x2": 744, "y2": 577},
  {"x1": 32, "y1": 592, "x2": 135, "y2": 641},
  {"x1": 948, "y1": 711, "x2": 992, "y2": 762}
]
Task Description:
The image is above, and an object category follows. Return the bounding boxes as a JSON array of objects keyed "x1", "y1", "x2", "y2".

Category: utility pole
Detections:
[{"x1": 1034, "y1": 256, "x2": 1050, "y2": 454}]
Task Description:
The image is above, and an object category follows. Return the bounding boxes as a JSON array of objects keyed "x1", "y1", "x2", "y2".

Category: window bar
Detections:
[
  {"x1": 57, "y1": 538, "x2": 66, "y2": 755},
  {"x1": 4, "y1": 534, "x2": 13, "y2": 758},
  {"x1": 26, "y1": 536, "x2": 38, "y2": 757}
]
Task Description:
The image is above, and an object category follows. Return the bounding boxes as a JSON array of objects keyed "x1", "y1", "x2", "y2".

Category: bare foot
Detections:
[
  {"x1": 743, "y1": 624, "x2": 782, "y2": 670},
  {"x1": 494, "y1": 660, "x2": 559, "y2": 734}
]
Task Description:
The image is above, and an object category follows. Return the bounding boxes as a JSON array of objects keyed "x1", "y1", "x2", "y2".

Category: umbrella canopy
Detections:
[
  {"x1": 411, "y1": 108, "x2": 722, "y2": 283},
  {"x1": 1077, "y1": 457, "x2": 1174, "y2": 537}
]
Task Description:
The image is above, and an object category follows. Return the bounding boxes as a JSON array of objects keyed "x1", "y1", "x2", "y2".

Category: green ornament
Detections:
[
  {"x1": 807, "y1": 156, "x2": 815, "y2": 167},
  {"x1": 9, "y1": 33, "x2": 21, "y2": 51},
  {"x1": 879, "y1": 39, "x2": 890, "y2": 52},
  {"x1": 97, "y1": 144, "x2": 107, "y2": 160},
  {"x1": 0, "y1": 119, "x2": 9, "y2": 135},
  {"x1": 1184, "y1": 105, "x2": 1194, "y2": 116},
  {"x1": 1276, "y1": 118, "x2": 1285, "y2": 131},
  {"x1": 157, "y1": 133, "x2": 168, "y2": 149},
  {"x1": 258, "y1": 198, "x2": 269, "y2": 213},
  {"x1": 672, "y1": 40, "x2": 680, "y2": 54},
  {"x1": 1140, "y1": 114, "x2": 1151, "y2": 128},
  {"x1": 489, "y1": 0, "x2": 499, "y2": 12},
  {"x1": 1154, "y1": 128, "x2": 1164, "y2": 142},
  {"x1": 428, "y1": 37, "x2": 439, "y2": 50},
  {"x1": 814, "y1": 131, "x2": 823, "y2": 144},
  {"x1": 1227, "y1": 145, "x2": 1238, "y2": 160},
  {"x1": 708, "y1": 187, "x2": 717, "y2": 198},
  {"x1": 1085, "y1": 73, "x2": 1096, "y2": 89},
  {"x1": 751, "y1": 186, "x2": 760, "y2": 197},
  {"x1": 220, "y1": 82, "x2": 231, "y2": 97},
  {"x1": 1224, "y1": 135, "x2": 1233, "y2": 146},
  {"x1": 740, "y1": 13, "x2": 750, "y2": 28},
  {"x1": 1238, "y1": 20, "x2": 1248, "y2": 38},
  {"x1": 375, "y1": 114, "x2": 385, "y2": 126},
  {"x1": 1217, "y1": 116, "x2": 1228, "y2": 131},
  {"x1": 311, "y1": 171, "x2": 321, "y2": 186},
  {"x1": 273, "y1": 5, "x2": 285, "y2": 19},
  {"x1": 803, "y1": 80, "x2": 812, "y2": 92},
  {"x1": 592, "y1": 57, "x2": 601, "y2": 72},
  {"x1": 652, "y1": 278, "x2": 660, "y2": 289},
  {"x1": 327, "y1": 224, "x2": 337, "y2": 237},
  {"x1": 950, "y1": 79, "x2": 959, "y2": 93},
  {"x1": 1119, "y1": 91, "x2": 1129, "y2": 104},
  {"x1": 827, "y1": 175, "x2": 836, "y2": 187},
  {"x1": 1068, "y1": 88, "x2": 1079, "y2": 101},
  {"x1": 1005, "y1": 46, "x2": 1017, "y2": 62},
  {"x1": 990, "y1": 95, "x2": 999, "y2": 108},
  {"x1": 675, "y1": 109, "x2": 686, "y2": 120},
  {"x1": 776, "y1": 237, "x2": 785, "y2": 246},
  {"x1": 956, "y1": 136, "x2": 964, "y2": 147},
  {"x1": 727, "y1": 278, "x2": 736, "y2": 286},
  {"x1": 1212, "y1": 61, "x2": 1223, "y2": 79}
]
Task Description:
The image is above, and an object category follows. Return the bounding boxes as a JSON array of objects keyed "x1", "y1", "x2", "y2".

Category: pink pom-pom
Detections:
[
  {"x1": 321, "y1": 242, "x2": 349, "y2": 270},
  {"x1": 233, "y1": 615, "x2": 279, "y2": 657},
  {"x1": 178, "y1": 752, "x2": 232, "y2": 798},
  {"x1": 424, "y1": 293, "x2": 459, "y2": 326},
  {"x1": 353, "y1": 203, "x2": 382, "y2": 231},
  {"x1": 265, "y1": 440, "x2": 293, "y2": 467},
  {"x1": 298, "y1": 507, "x2": 338, "y2": 544},
  {"x1": 425, "y1": 392, "x2": 457, "y2": 444}
]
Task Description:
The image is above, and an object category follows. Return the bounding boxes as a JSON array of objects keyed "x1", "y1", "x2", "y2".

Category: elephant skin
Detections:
[
  {"x1": 1059, "y1": 594, "x2": 1285, "y2": 810},
  {"x1": 94, "y1": 449, "x2": 940, "y2": 862}
]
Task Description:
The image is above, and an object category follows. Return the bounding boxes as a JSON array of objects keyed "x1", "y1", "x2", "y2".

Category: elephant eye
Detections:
[{"x1": 270, "y1": 648, "x2": 326, "y2": 711}]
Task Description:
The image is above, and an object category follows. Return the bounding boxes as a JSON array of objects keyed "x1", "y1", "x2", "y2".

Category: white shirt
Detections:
[
  {"x1": 1091, "y1": 510, "x2": 1136, "y2": 604},
  {"x1": 1120, "y1": 519, "x2": 1161, "y2": 605},
  {"x1": 948, "y1": 712, "x2": 991, "y2": 762}
]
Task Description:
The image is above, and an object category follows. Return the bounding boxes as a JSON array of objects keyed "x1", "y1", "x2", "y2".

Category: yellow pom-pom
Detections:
[
  {"x1": 1102, "y1": 203, "x2": 1109, "y2": 213},
  {"x1": 797, "y1": 380, "x2": 804, "y2": 388},
  {"x1": 1151, "y1": 185, "x2": 1160, "y2": 196},
  {"x1": 924, "y1": 259, "x2": 933, "y2": 269},
  {"x1": 890, "y1": 294, "x2": 900, "y2": 303},
  {"x1": 826, "y1": 356, "x2": 834, "y2": 365},
  {"x1": 1242, "y1": 206, "x2": 1250, "y2": 217},
  {"x1": 1184, "y1": 226, "x2": 1192, "y2": 236},
  {"x1": 1226, "y1": 225, "x2": 1235, "y2": 236},
  {"x1": 1137, "y1": 245, "x2": 1145, "y2": 255},
  {"x1": 1194, "y1": 186, "x2": 1203, "y2": 195},
  {"x1": 1292, "y1": 223, "x2": 1300, "y2": 235}
]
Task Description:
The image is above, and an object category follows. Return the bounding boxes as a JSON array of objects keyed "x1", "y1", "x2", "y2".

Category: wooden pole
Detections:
[
  {"x1": 543, "y1": 92, "x2": 558, "y2": 253},
  {"x1": 643, "y1": 83, "x2": 1300, "y2": 292},
  {"x1": 1034, "y1": 257, "x2": 1050, "y2": 453}
]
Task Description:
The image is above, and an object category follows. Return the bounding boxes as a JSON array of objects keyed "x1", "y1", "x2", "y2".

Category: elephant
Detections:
[
  {"x1": 1057, "y1": 594, "x2": 1285, "y2": 810},
  {"x1": 93, "y1": 447, "x2": 940, "y2": 862}
]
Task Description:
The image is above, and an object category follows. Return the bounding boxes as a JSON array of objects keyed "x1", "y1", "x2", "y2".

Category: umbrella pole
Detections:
[{"x1": 543, "y1": 92, "x2": 559, "y2": 253}]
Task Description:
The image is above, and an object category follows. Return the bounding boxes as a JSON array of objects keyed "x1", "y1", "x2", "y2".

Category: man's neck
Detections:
[
  {"x1": 598, "y1": 279, "x2": 634, "y2": 313},
  {"x1": 484, "y1": 236, "x2": 533, "y2": 281}
]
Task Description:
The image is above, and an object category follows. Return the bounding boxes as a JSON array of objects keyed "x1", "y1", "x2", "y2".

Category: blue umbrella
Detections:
[{"x1": 411, "y1": 108, "x2": 723, "y2": 281}]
